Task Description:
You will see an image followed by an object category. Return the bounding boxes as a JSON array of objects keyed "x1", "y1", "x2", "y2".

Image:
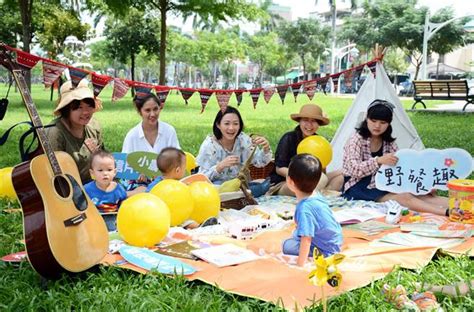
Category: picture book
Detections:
[
  {"x1": 156, "y1": 240, "x2": 211, "y2": 260},
  {"x1": 191, "y1": 243, "x2": 260, "y2": 267},
  {"x1": 345, "y1": 220, "x2": 398, "y2": 236},
  {"x1": 333, "y1": 207, "x2": 385, "y2": 225},
  {"x1": 119, "y1": 245, "x2": 197, "y2": 275},
  {"x1": 376, "y1": 232, "x2": 465, "y2": 249}
]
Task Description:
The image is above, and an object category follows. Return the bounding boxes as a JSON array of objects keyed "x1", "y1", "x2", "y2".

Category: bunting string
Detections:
[{"x1": 1, "y1": 43, "x2": 383, "y2": 113}]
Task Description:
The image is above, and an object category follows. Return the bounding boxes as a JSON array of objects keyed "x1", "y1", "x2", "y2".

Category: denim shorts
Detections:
[
  {"x1": 282, "y1": 238, "x2": 319, "y2": 257},
  {"x1": 342, "y1": 175, "x2": 388, "y2": 201}
]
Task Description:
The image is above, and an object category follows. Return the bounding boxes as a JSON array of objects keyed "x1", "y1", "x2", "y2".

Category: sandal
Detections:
[{"x1": 411, "y1": 291, "x2": 442, "y2": 312}]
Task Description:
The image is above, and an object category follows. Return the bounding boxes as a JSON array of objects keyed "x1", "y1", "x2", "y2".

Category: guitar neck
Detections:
[{"x1": 12, "y1": 69, "x2": 62, "y2": 175}]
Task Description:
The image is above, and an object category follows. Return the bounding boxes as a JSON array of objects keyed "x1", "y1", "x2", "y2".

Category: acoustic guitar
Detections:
[{"x1": 0, "y1": 44, "x2": 108, "y2": 279}]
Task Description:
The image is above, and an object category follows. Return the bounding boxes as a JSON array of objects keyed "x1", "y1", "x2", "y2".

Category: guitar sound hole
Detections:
[{"x1": 53, "y1": 175, "x2": 71, "y2": 198}]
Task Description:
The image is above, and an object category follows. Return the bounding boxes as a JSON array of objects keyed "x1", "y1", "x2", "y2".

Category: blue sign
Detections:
[
  {"x1": 375, "y1": 148, "x2": 473, "y2": 195},
  {"x1": 112, "y1": 152, "x2": 140, "y2": 180}
]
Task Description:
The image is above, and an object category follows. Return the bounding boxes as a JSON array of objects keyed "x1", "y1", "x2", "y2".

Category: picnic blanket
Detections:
[{"x1": 101, "y1": 195, "x2": 473, "y2": 310}]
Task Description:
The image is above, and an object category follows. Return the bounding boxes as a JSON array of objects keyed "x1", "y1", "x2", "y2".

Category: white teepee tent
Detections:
[{"x1": 328, "y1": 62, "x2": 424, "y2": 172}]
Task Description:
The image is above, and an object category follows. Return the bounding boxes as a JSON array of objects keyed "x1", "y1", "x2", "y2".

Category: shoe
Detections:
[
  {"x1": 411, "y1": 291, "x2": 442, "y2": 311},
  {"x1": 200, "y1": 217, "x2": 219, "y2": 227}
]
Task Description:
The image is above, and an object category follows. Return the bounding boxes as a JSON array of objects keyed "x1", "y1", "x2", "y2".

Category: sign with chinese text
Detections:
[
  {"x1": 112, "y1": 152, "x2": 140, "y2": 180},
  {"x1": 375, "y1": 148, "x2": 473, "y2": 195},
  {"x1": 126, "y1": 151, "x2": 160, "y2": 178}
]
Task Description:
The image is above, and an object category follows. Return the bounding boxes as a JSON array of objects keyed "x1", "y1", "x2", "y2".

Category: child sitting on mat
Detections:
[
  {"x1": 282, "y1": 154, "x2": 343, "y2": 266},
  {"x1": 84, "y1": 150, "x2": 127, "y2": 231},
  {"x1": 146, "y1": 147, "x2": 217, "y2": 229}
]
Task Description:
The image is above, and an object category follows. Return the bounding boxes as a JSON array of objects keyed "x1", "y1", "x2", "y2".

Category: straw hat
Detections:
[
  {"x1": 54, "y1": 79, "x2": 102, "y2": 116},
  {"x1": 290, "y1": 104, "x2": 330, "y2": 126}
]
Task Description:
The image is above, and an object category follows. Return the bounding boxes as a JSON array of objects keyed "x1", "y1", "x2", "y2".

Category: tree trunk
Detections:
[
  {"x1": 18, "y1": 0, "x2": 33, "y2": 91},
  {"x1": 301, "y1": 54, "x2": 306, "y2": 79},
  {"x1": 131, "y1": 52, "x2": 135, "y2": 97},
  {"x1": 158, "y1": 0, "x2": 168, "y2": 85}
]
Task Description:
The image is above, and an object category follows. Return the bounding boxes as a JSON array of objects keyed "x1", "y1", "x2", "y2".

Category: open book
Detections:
[
  {"x1": 191, "y1": 243, "x2": 260, "y2": 267},
  {"x1": 333, "y1": 207, "x2": 385, "y2": 225}
]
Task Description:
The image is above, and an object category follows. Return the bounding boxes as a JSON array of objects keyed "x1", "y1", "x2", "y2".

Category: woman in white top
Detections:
[
  {"x1": 122, "y1": 94, "x2": 180, "y2": 154},
  {"x1": 122, "y1": 94, "x2": 180, "y2": 187}
]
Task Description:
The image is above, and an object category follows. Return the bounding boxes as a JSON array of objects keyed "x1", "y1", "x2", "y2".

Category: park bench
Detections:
[{"x1": 412, "y1": 80, "x2": 473, "y2": 111}]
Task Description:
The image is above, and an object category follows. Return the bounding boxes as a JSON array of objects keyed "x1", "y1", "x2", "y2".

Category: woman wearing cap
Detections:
[
  {"x1": 269, "y1": 104, "x2": 343, "y2": 195},
  {"x1": 47, "y1": 79, "x2": 103, "y2": 184},
  {"x1": 342, "y1": 99, "x2": 447, "y2": 215}
]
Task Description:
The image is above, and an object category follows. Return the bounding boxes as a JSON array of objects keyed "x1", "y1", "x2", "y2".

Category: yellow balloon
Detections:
[
  {"x1": 150, "y1": 179, "x2": 194, "y2": 226},
  {"x1": 185, "y1": 152, "x2": 197, "y2": 174},
  {"x1": 189, "y1": 181, "x2": 221, "y2": 224},
  {"x1": 117, "y1": 193, "x2": 170, "y2": 247},
  {"x1": 0, "y1": 167, "x2": 17, "y2": 200},
  {"x1": 297, "y1": 135, "x2": 333, "y2": 168}
]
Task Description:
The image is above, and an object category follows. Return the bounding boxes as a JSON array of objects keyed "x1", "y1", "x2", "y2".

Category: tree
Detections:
[
  {"x1": 103, "y1": 9, "x2": 161, "y2": 84},
  {"x1": 35, "y1": 4, "x2": 89, "y2": 58},
  {"x1": 383, "y1": 48, "x2": 410, "y2": 74},
  {"x1": 278, "y1": 18, "x2": 330, "y2": 76},
  {"x1": 339, "y1": 0, "x2": 470, "y2": 79},
  {"x1": 96, "y1": 0, "x2": 261, "y2": 85},
  {"x1": 245, "y1": 31, "x2": 283, "y2": 86}
]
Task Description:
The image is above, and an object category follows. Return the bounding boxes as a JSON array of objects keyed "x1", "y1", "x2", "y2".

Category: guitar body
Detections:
[{"x1": 13, "y1": 151, "x2": 108, "y2": 279}]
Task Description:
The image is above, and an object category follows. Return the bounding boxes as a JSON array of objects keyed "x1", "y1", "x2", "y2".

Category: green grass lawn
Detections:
[{"x1": 0, "y1": 84, "x2": 473, "y2": 311}]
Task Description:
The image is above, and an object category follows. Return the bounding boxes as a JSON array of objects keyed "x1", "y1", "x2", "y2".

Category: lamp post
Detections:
[{"x1": 421, "y1": 12, "x2": 474, "y2": 80}]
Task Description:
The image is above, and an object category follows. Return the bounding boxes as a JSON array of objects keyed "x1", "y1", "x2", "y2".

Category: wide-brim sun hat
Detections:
[
  {"x1": 54, "y1": 79, "x2": 102, "y2": 116},
  {"x1": 290, "y1": 104, "x2": 330, "y2": 126}
]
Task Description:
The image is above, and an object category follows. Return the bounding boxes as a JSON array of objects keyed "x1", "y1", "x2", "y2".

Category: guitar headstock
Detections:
[{"x1": 0, "y1": 44, "x2": 19, "y2": 72}]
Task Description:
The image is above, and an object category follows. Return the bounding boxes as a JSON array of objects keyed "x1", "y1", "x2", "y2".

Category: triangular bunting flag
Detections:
[
  {"x1": 216, "y1": 91, "x2": 232, "y2": 112},
  {"x1": 42, "y1": 60, "x2": 67, "y2": 88},
  {"x1": 367, "y1": 61, "x2": 377, "y2": 76},
  {"x1": 276, "y1": 85, "x2": 288, "y2": 104},
  {"x1": 303, "y1": 81, "x2": 317, "y2": 101},
  {"x1": 235, "y1": 90, "x2": 243, "y2": 106},
  {"x1": 112, "y1": 78, "x2": 130, "y2": 102},
  {"x1": 179, "y1": 88, "x2": 195, "y2": 105},
  {"x1": 331, "y1": 73, "x2": 341, "y2": 93},
  {"x1": 249, "y1": 89, "x2": 262, "y2": 109},
  {"x1": 199, "y1": 90, "x2": 214, "y2": 113},
  {"x1": 353, "y1": 65, "x2": 364, "y2": 81},
  {"x1": 263, "y1": 87, "x2": 275, "y2": 104},
  {"x1": 291, "y1": 83, "x2": 302, "y2": 102},
  {"x1": 91, "y1": 72, "x2": 112, "y2": 97},
  {"x1": 126, "y1": 81, "x2": 153, "y2": 100},
  {"x1": 320, "y1": 77, "x2": 330, "y2": 95},
  {"x1": 156, "y1": 89, "x2": 170, "y2": 107},
  {"x1": 16, "y1": 49, "x2": 41, "y2": 70},
  {"x1": 69, "y1": 67, "x2": 90, "y2": 88},
  {"x1": 343, "y1": 69, "x2": 354, "y2": 93}
]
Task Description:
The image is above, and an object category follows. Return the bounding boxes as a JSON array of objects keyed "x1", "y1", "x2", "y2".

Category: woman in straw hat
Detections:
[
  {"x1": 269, "y1": 104, "x2": 343, "y2": 196},
  {"x1": 47, "y1": 79, "x2": 103, "y2": 183}
]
